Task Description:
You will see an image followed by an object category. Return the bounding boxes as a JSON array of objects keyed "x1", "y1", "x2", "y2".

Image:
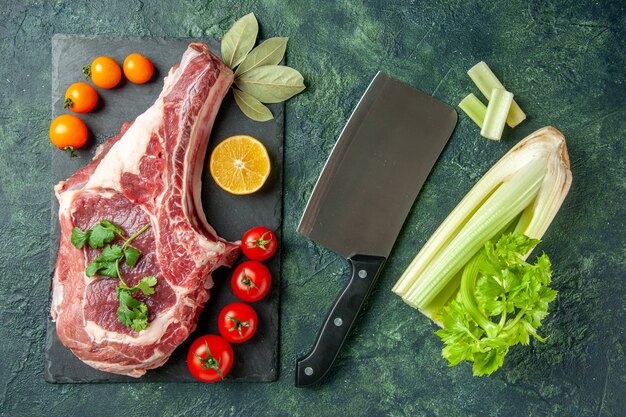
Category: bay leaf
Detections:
[
  {"x1": 235, "y1": 66, "x2": 305, "y2": 103},
  {"x1": 233, "y1": 88, "x2": 274, "y2": 122},
  {"x1": 221, "y1": 13, "x2": 259, "y2": 69},
  {"x1": 234, "y1": 37, "x2": 288, "y2": 77}
]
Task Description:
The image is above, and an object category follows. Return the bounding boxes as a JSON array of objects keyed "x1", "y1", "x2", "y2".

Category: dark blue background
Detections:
[{"x1": 0, "y1": 1, "x2": 623, "y2": 416}]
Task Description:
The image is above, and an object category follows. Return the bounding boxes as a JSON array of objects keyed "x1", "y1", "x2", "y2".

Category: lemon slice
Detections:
[{"x1": 209, "y1": 135, "x2": 271, "y2": 195}]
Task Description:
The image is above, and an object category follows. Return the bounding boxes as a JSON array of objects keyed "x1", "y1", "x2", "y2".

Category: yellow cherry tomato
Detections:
[
  {"x1": 123, "y1": 53, "x2": 154, "y2": 84},
  {"x1": 49, "y1": 114, "x2": 88, "y2": 155},
  {"x1": 64, "y1": 82, "x2": 98, "y2": 113},
  {"x1": 84, "y1": 56, "x2": 122, "y2": 89}
]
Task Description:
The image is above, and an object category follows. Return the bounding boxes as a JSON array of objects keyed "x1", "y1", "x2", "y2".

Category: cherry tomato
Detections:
[
  {"x1": 241, "y1": 226, "x2": 277, "y2": 261},
  {"x1": 64, "y1": 82, "x2": 98, "y2": 113},
  {"x1": 231, "y1": 261, "x2": 271, "y2": 302},
  {"x1": 49, "y1": 114, "x2": 88, "y2": 155},
  {"x1": 186, "y1": 334, "x2": 233, "y2": 383},
  {"x1": 218, "y1": 302, "x2": 258, "y2": 344},
  {"x1": 84, "y1": 56, "x2": 122, "y2": 89},
  {"x1": 123, "y1": 53, "x2": 154, "y2": 84}
]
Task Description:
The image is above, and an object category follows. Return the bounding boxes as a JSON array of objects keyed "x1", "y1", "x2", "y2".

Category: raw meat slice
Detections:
[{"x1": 51, "y1": 43, "x2": 239, "y2": 377}]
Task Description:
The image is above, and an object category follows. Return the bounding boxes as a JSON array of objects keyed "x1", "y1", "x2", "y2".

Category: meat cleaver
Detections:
[{"x1": 295, "y1": 72, "x2": 457, "y2": 387}]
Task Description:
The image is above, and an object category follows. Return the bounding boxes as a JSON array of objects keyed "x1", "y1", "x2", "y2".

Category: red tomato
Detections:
[
  {"x1": 186, "y1": 335, "x2": 233, "y2": 383},
  {"x1": 241, "y1": 226, "x2": 277, "y2": 261},
  {"x1": 123, "y1": 53, "x2": 154, "y2": 84},
  {"x1": 231, "y1": 261, "x2": 272, "y2": 302},
  {"x1": 64, "y1": 82, "x2": 98, "y2": 113},
  {"x1": 218, "y1": 302, "x2": 258, "y2": 343}
]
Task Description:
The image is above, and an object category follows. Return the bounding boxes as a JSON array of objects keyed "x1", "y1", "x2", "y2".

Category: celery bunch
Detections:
[{"x1": 393, "y1": 127, "x2": 572, "y2": 374}]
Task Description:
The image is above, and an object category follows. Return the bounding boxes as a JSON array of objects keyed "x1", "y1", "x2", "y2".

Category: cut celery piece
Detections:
[
  {"x1": 467, "y1": 61, "x2": 526, "y2": 127},
  {"x1": 481, "y1": 88, "x2": 513, "y2": 141},
  {"x1": 459, "y1": 94, "x2": 487, "y2": 128}
]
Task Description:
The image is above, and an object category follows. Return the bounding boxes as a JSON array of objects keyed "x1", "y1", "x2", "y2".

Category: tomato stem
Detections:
[
  {"x1": 63, "y1": 146, "x2": 77, "y2": 158},
  {"x1": 82, "y1": 65, "x2": 92, "y2": 79},
  {"x1": 226, "y1": 315, "x2": 252, "y2": 336},
  {"x1": 247, "y1": 231, "x2": 273, "y2": 251},
  {"x1": 63, "y1": 98, "x2": 74, "y2": 109},
  {"x1": 194, "y1": 342, "x2": 224, "y2": 379},
  {"x1": 240, "y1": 271, "x2": 258, "y2": 294}
]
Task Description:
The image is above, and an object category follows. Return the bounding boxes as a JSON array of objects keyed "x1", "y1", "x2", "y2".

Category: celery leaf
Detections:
[{"x1": 436, "y1": 233, "x2": 557, "y2": 376}]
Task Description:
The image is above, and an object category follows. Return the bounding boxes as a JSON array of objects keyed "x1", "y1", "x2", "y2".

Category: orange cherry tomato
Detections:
[
  {"x1": 84, "y1": 56, "x2": 122, "y2": 89},
  {"x1": 49, "y1": 114, "x2": 88, "y2": 155},
  {"x1": 123, "y1": 53, "x2": 154, "y2": 84},
  {"x1": 64, "y1": 82, "x2": 98, "y2": 113}
]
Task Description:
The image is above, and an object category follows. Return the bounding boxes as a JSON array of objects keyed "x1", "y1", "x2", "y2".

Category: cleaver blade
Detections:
[{"x1": 295, "y1": 72, "x2": 457, "y2": 387}]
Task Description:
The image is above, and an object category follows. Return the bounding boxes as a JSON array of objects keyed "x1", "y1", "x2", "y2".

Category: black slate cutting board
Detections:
[{"x1": 45, "y1": 35, "x2": 283, "y2": 383}]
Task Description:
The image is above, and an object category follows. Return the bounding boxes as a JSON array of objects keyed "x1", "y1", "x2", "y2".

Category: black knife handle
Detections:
[{"x1": 295, "y1": 255, "x2": 386, "y2": 387}]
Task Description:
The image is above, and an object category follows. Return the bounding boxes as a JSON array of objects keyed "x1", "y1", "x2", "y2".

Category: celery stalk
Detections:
[
  {"x1": 393, "y1": 127, "x2": 572, "y2": 321},
  {"x1": 458, "y1": 253, "x2": 498, "y2": 337},
  {"x1": 459, "y1": 94, "x2": 487, "y2": 128},
  {"x1": 480, "y1": 88, "x2": 513, "y2": 141},
  {"x1": 402, "y1": 158, "x2": 546, "y2": 308},
  {"x1": 467, "y1": 61, "x2": 526, "y2": 128},
  {"x1": 513, "y1": 129, "x2": 573, "y2": 243},
  {"x1": 392, "y1": 135, "x2": 538, "y2": 297}
]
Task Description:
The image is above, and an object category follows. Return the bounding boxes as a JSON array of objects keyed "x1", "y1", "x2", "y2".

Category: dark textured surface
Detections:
[
  {"x1": 0, "y1": 0, "x2": 624, "y2": 416},
  {"x1": 45, "y1": 35, "x2": 283, "y2": 383}
]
